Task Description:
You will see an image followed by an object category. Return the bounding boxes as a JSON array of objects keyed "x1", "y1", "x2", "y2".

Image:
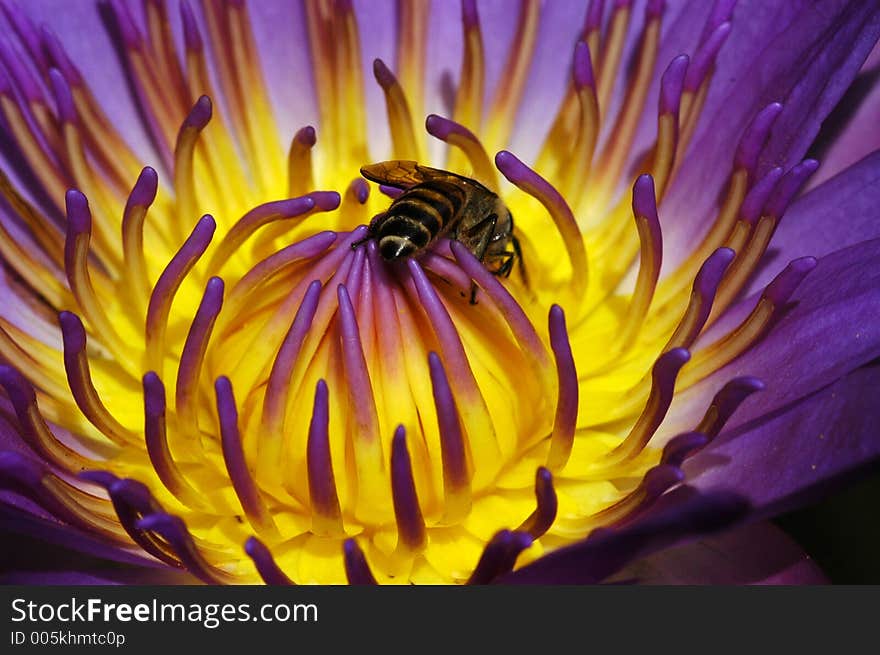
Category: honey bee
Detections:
[{"x1": 355, "y1": 160, "x2": 524, "y2": 301}]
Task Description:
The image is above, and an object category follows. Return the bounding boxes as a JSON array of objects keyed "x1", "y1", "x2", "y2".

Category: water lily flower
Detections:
[{"x1": 0, "y1": 0, "x2": 878, "y2": 586}]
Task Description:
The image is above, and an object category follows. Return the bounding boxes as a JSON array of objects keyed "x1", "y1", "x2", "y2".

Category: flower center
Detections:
[{"x1": 0, "y1": 0, "x2": 819, "y2": 584}]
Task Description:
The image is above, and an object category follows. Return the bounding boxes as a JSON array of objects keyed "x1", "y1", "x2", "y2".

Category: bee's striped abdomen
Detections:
[{"x1": 377, "y1": 182, "x2": 467, "y2": 260}]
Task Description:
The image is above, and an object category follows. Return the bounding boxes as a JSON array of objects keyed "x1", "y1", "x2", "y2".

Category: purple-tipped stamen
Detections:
[
  {"x1": 0, "y1": 365, "x2": 93, "y2": 468},
  {"x1": 547, "y1": 305, "x2": 578, "y2": 471},
  {"x1": 660, "y1": 54, "x2": 689, "y2": 117},
  {"x1": 143, "y1": 371, "x2": 200, "y2": 504},
  {"x1": 573, "y1": 41, "x2": 595, "y2": 90},
  {"x1": 179, "y1": 0, "x2": 203, "y2": 51},
  {"x1": 450, "y1": 241, "x2": 550, "y2": 371},
  {"x1": 40, "y1": 26, "x2": 82, "y2": 86},
  {"x1": 225, "y1": 231, "x2": 336, "y2": 319},
  {"x1": 59, "y1": 311, "x2": 134, "y2": 446},
  {"x1": 761, "y1": 256, "x2": 817, "y2": 306},
  {"x1": 306, "y1": 379, "x2": 343, "y2": 532},
  {"x1": 764, "y1": 160, "x2": 820, "y2": 219},
  {"x1": 0, "y1": 2, "x2": 46, "y2": 69},
  {"x1": 734, "y1": 102, "x2": 784, "y2": 177},
  {"x1": 215, "y1": 376, "x2": 276, "y2": 533},
  {"x1": 665, "y1": 248, "x2": 735, "y2": 350},
  {"x1": 610, "y1": 348, "x2": 692, "y2": 461},
  {"x1": 495, "y1": 150, "x2": 587, "y2": 297},
  {"x1": 391, "y1": 425, "x2": 427, "y2": 551},
  {"x1": 700, "y1": 0, "x2": 737, "y2": 43},
  {"x1": 0, "y1": 36, "x2": 42, "y2": 102},
  {"x1": 343, "y1": 539, "x2": 378, "y2": 585},
  {"x1": 739, "y1": 167, "x2": 784, "y2": 225},
  {"x1": 583, "y1": 0, "x2": 605, "y2": 34},
  {"x1": 205, "y1": 196, "x2": 316, "y2": 276},
  {"x1": 695, "y1": 376, "x2": 765, "y2": 437},
  {"x1": 136, "y1": 513, "x2": 236, "y2": 584},
  {"x1": 661, "y1": 431, "x2": 711, "y2": 468},
  {"x1": 145, "y1": 214, "x2": 216, "y2": 371},
  {"x1": 81, "y1": 473, "x2": 181, "y2": 567},
  {"x1": 517, "y1": 467, "x2": 558, "y2": 539},
  {"x1": 683, "y1": 22, "x2": 731, "y2": 93},
  {"x1": 244, "y1": 537, "x2": 296, "y2": 586},
  {"x1": 337, "y1": 283, "x2": 381, "y2": 446},
  {"x1": 427, "y1": 351, "x2": 471, "y2": 514},
  {"x1": 48, "y1": 68, "x2": 76, "y2": 124},
  {"x1": 176, "y1": 277, "x2": 225, "y2": 434},
  {"x1": 467, "y1": 529, "x2": 533, "y2": 584}
]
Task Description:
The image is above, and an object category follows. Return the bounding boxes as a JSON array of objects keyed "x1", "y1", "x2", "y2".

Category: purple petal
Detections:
[
  {"x1": 499, "y1": 487, "x2": 750, "y2": 584},
  {"x1": 686, "y1": 361, "x2": 880, "y2": 517},
  {"x1": 743, "y1": 150, "x2": 880, "y2": 294},
  {"x1": 663, "y1": 2, "x2": 880, "y2": 265},
  {"x1": 0, "y1": 530, "x2": 198, "y2": 584},
  {"x1": 609, "y1": 521, "x2": 828, "y2": 584},
  {"x1": 668, "y1": 237, "x2": 880, "y2": 445},
  {"x1": 808, "y1": 46, "x2": 880, "y2": 187}
]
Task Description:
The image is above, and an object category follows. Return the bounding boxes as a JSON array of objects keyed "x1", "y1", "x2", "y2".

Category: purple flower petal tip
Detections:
[
  {"x1": 426, "y1": 113, "x2": 461, "y2": 140},
  {"x1": 735, "y1": 102, "x2": 784, "y2": 172},
  {"x1": 684, "y1": 22, "x2": 731, "y2": 92},
  {"x1": 646, "y1": 0, "x2": 665, "y2": 19},
  {"x1": 643, "y1": 464, "x2": 684, "y2": 497},
  {"x1": 661, "y1": 432, "x2": 710, "y2": 468},
  {"x1": 193, "y1": 214, "x2": 216, "y2": 238},
  {"x1": 0, "y1": 36, "x2": 40, "y2": 101},
  {"x1": 695, "y1": 248, "x2": 735, "y2": 297},
  {"x1": 0, "y1": 450, "x2": 45, "y2": 485},
  {"x1": 372, "y1": 58, "x2": 396, "y2": 89},
  {"x1": 64, "y1": 189, "x2": 91, "y2": 234},
  {"x1": 307, "y1": 191, "x2": 340, "y2": 211},
  {"x1": 762, "y1": 257, "x2": 817, "y2": 305},
  {"x1": 244, "y1": 536, "x2": 294, "y2": 585},
  {"x1": 462, "y1": 0, "x2": 479, "y2": 28},
  {"x1": 179, "y1": 1, "x2": 202, "y2": 50},
  {"x1": 702, "y1": 0, "x2": 737, "y2": 39},
  {"x1": 658, "y1": 347, "x2": 691, "y2": 374},
  {"x1": 49, "y1": 68, "x2": 76, "y2": 123},
  {"x1": 765, "y1": 160, "x2": 819, "y2": 218},
  {"x1": 142, "y1": 371, "x2": 165, "y2": 419},
  {"x1": 271, "y1": 196, "x2": 315, "y2": 218},
  {"x1": 343, "y1": 538, "x2": 378, "y2": 585},
  {"x1": 58, "y1": 311, "x2": 87, "y2": 352},
  {"x1": 739, "y1": 167, "x2": 783, "y2": 224},
  {"x1": 128, "y1": 167, "x2": 159, "y2": 208},
  {"x1": 184, "y1": 95, "x2": 212, "y2": 130},
  {"x1": 109, "y1": 0, "x2": 143, "y2": 49},
  {"x1": 39, "y1": 26, "x2": 81, "y2": 86},
  {"x1": 573, "y1": 41, "x2": 595, "y2": 89},
  {"x1": 632, "y1": 174, "x2": 658, "y2": 222},
  {"x1": 0, "y1": 364, "x2": 35, "y2": 404},
  {"x1": 660, "y1": 55, "x2": 689, "y2": 115},
  {"x1": 494, "y1": 150, "x2": 529, "y2": 183},
  {"x1": 294, "y1": 125, "x2": 317, "y2": 147},
  {"x1": 77, "y1": 469, "x2": 119, "y2": 488},
  {"x1": 379, "y1": 185, "x2": 402, "y2": 198},
  {"x1": 349, "y1": 178, "x2": 369, "y2": 204},
  {"x1": 584, "y1": 0, "x2": 604, "y2": 31}
]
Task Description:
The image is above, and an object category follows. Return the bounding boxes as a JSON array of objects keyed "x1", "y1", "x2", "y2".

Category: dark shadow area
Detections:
[{"x1": 774, "y1": 470, "x2": 880, "y2": 583}]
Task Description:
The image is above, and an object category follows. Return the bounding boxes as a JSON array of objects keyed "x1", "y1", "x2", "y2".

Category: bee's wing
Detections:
[{"x1": 360, "y1": 160, "x2": 453, "y2": 190}]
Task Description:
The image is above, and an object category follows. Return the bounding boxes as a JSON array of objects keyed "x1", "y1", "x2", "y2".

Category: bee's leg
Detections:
[
  {"x1": 511, "y1": 234, "x2": 529, "y2": 287},
  {"x1": 459, "y1": 214, "x2": 498, "y2": 304},
  {"x1": 493, "y1": 251, "x2": 515, "y2": 278}
]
